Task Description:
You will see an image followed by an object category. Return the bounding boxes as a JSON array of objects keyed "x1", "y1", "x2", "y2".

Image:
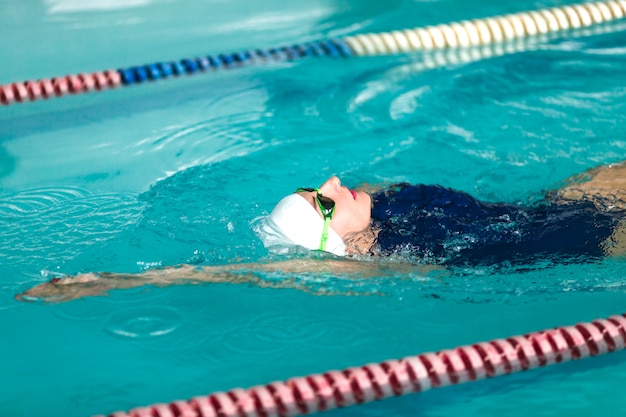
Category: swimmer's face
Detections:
[{"x1": 299, "y1": 176, "x2": 371, "y2": 239}]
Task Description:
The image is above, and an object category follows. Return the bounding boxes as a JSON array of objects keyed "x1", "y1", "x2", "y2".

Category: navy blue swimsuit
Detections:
[{"x1": 371, "y1": 184, "x2": 622, "y2": 268}]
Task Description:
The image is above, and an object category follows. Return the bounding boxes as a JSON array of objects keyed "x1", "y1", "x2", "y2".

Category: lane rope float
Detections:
[
  {"x1": 1, "y1": 0, "x2": 625, "y2": 106},
  {"x1": 389, "y1": 17, "x2": 626, "y2": 74},
  {"x1": 343, "y1": 0, "x2": 626, "y2": 55},
  {"x1": 94, "y1": 312, "x2": 626, "y2": 417}
]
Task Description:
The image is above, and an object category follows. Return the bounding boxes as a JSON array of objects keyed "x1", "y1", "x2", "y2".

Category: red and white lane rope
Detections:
[
  {"x1": 95, "y1": 313, "x2": 626, "y2": 417},
  {"x1": 0, "y1": 70, "x2": 121, "y2": 105}
]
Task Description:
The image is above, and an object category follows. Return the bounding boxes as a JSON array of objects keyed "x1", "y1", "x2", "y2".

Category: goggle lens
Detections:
[{"x1": 295, "y1": 187, "x2": 336, "y2": 251}]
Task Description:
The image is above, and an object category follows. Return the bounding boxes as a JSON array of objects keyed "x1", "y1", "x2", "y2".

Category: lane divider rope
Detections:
[
  {"x1": 2, "y1": 0, "x2": 625, "y2": 106},
  {"x1": 343, "y1": 0, "x2": 626, "y2": 55},
  {"x1": 95, "y1": 312, "x2": 626, "y2": 417},
  {"x1": 0, "y1": 41, "x2": 351, "y2": 106},
  {"x1": 390, "y1": 17, "x2": 626, "y2": 75}
]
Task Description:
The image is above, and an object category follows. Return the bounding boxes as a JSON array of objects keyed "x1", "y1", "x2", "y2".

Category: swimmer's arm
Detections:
[
  {"x1": 546, "y1": 161, "x2": 626, "y2": 211},
  {"x1": 603, "y1": 219, "x2": 626, "y2": 257},
  {"x1": 16, "y1": 259, "x2": 443, "y2": 303}
]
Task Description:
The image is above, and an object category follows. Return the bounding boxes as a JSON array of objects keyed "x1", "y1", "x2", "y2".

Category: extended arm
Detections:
[{"x1": 16, "y1": 258, "x2": 443, "y2": 303}]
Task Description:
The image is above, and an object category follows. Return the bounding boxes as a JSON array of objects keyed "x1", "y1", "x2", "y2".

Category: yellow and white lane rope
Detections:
[{"x1": 343, "y1": 1, "x2": 626, "y2": 56}]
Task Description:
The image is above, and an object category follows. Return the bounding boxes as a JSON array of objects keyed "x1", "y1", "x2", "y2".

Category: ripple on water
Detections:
[
  {"x1": 0, "y1": 187, "x2": 143, "y2": 269},
  {"x1": 129, "y1": 85, "x2": 269, "y2": 173},
  {"x1": 141, "y1": 324, "x2": 226, "y2": 368},
  {"x1": 53, "y1": 300, "x2": 115, "y2": 321},
  {"x1": 102, "y1": 304, "x2": 226, "y2": 367},
  {"x1": 296, "y1": 318, "x2": 373, "y2": 349},
  {"x1": 221, "y1": 311, "x2": 372, "y2": 355},
  {"x1": 0, "y1": 186, "x2": 88, "y2": 213},
  {"x1": 103, "y1": 306, "x2": 182, "y2": 339}
]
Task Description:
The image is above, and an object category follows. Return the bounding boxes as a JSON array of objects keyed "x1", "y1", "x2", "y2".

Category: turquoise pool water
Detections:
[{"x1": 2, "y1": 0, "x2": 626, "y2": 416}]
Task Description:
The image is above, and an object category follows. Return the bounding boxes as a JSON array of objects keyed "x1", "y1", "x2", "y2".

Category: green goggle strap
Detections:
[
  {"x1": 313, "y1": 191, "x2": 335, "y2": 251},
  {"x1": 318, "y1": 205, "x2": 333, "y2": 251},
  {"x1": 296, "y1": 187, "x2": 335, "y2": 251}
]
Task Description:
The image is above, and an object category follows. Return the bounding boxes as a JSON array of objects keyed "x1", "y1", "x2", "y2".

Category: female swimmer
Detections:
[{"x1": 17, "y1": 162, "x2": 626, "y2": 302}]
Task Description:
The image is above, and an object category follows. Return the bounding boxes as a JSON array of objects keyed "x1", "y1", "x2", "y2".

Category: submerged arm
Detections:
[
  {"x1": 547, "y1": 161, "x2": 626, "y2": 211},
  {"x1": 16, "y1": 258, "x2": 442, "y2": 303}
]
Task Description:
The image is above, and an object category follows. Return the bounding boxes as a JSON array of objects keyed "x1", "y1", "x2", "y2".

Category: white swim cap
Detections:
[{"x1": 254, "y1": 193, "x2": 346, "y2": 256}]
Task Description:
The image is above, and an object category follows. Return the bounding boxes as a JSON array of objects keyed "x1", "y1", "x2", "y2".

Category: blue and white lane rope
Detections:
[{"x1": 1, "y1": 0, "x2": 625, "y2": 106}]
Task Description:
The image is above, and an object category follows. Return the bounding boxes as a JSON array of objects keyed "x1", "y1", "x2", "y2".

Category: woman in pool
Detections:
[{"x1": 17, "y1": 162, "x2": 626, "y2": 302}]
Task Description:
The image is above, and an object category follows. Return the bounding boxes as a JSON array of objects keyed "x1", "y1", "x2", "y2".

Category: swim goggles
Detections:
[{"x1": 295, "y1": 187, "x2": 335, "y2": 251}]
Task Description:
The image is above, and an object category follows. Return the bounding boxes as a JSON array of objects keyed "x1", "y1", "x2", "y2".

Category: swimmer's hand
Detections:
[
  {"x1": 15, "y1": 272, "x2": 151, "y2": 303},
  {"x1": 16, "y1": 265, "x2": 213, "y2": 303}
]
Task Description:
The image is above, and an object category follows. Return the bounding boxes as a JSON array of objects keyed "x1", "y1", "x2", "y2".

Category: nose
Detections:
[{"x1": 320, "y1": 176, "x2": 341, "y2": 193}]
